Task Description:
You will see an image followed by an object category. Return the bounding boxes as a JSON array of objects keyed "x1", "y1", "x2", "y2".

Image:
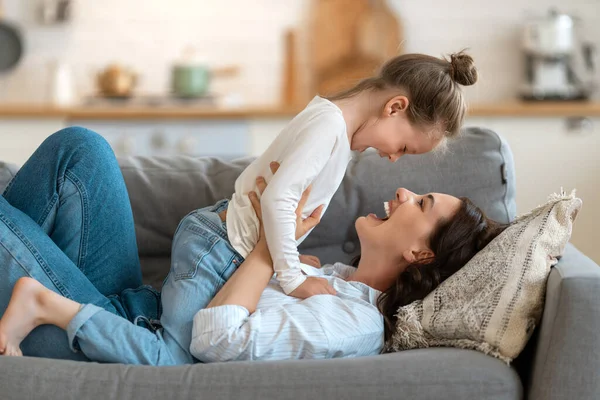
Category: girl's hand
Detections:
[{"x1": 299, "y1": 254, "x2": 321, "y2": 269}]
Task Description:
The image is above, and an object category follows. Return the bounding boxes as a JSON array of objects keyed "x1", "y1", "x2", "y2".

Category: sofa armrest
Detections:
[{"x1": 528, "y1": 243, "x2": 600, "y2": 400}]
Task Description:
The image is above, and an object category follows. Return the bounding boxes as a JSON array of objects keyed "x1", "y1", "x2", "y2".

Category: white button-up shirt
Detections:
[{"x1": 190, "y1": 263, "x2": 384, "y2": 363}]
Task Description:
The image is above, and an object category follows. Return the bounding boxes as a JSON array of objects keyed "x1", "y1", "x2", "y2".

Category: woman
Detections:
[{"x1": 0, "y1": 127, "x2": 504, "y2": 364}]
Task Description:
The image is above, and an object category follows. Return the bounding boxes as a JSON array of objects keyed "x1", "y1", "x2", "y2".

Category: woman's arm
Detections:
[
  {"x1": 205, "y1": 194, "x2": 273, "y2": 313},
  {"x1": 205, "y1": 163, "x2": 324, "y2": 313}
]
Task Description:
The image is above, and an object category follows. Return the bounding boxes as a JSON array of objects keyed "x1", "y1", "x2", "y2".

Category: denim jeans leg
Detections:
[
  {"x1": 64, "y1": 303, "x2": 181, "y2": 365},
  {"x1": 0, "y1": 196, "x2": 123, "y2": 360},
  {"x1": 2, "y1": 126, "x2": 143, "y2": 296},
  {"x1": 160, "y1": 201, "x2": 243, "y2": 363},
  {"x1": 65, "y1": 201, "x2": 243, "y2": 365},
  {"x1": 52, "y1": 201, "x2": 243, "y2": 365}
]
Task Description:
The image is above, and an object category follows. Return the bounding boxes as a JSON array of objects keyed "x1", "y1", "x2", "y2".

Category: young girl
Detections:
[{"x1": 227, "y1": 51, "x2": 478, "y2": 298}]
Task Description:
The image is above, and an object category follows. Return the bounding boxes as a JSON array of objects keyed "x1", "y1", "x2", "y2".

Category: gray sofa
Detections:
[{"x1": 0, "y1": 127, "x2": 599, "y2": 400}]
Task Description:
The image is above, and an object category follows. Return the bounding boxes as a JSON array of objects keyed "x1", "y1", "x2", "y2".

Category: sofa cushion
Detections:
[
  {"x1": 118, "y1": 155, "x2": 254, "y2": 259},
  {"x1": 0, "y1": 161, "x2": 18, "y2": 194},
  {"x1": 119, "y1": 127, "x2": 516, "y2": 269},
  {"x1": 0, "y1": 348, "x2": 522, "y2": 400},
  {"x1": 301, "y1": 126, "x2": 515, "y2": 265}
]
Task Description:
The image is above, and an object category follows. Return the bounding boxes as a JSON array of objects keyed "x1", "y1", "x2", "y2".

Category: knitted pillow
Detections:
[{"x1": 388, "y1": 190, "x2": 582, "y2": 363}]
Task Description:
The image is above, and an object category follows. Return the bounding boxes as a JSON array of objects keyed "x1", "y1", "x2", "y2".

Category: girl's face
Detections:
[
  {"x1": 355, "y1": 188, "x2": 461, "y2": 264},
  {"x1": 350, "y1": 96, "x2": 442, "y2": 162}
]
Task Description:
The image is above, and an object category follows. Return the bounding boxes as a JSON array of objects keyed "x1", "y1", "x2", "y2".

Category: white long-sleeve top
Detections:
[
  {"x1": 225, "y1": 96, "x2": 352, "y2": 294},
  {"x1": 190, "y1": 263, "x2": 384, "y2": 362}
]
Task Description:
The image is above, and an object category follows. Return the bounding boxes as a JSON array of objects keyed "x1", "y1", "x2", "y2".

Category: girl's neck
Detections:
[{"x1": 331, "y1": 91, "x2": 379, "y2": 147}]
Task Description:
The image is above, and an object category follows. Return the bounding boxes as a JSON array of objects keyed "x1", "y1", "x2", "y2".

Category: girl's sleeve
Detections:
[{"x1": 259, "y1": 113, "x2": 343, "y2": 295}]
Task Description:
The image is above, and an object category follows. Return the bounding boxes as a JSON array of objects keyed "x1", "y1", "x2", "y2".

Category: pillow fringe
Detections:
[
  {"x1": 388, "y1": 305, "x2": 429, "y2": 351},
  {"x1": 390, "y1": 308, "x2": 512, "y2": 365},
  {"x1": 512, "y1": 188, "x2": 576, "y2": 224}
]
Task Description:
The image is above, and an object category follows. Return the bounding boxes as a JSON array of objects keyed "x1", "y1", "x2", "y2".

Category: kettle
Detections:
[
  {"x1": 96, "y1": 64, "x2": 138, "y2": 98},
  {"x1": 521, "y1": 9, "x2": 596, "y2": 100},
  {"x1": 523, "y1": 9, "x2": 576, "y2": 56}
]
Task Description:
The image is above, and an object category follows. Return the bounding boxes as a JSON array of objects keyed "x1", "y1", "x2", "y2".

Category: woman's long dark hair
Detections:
[{"x1": 352, "y1": 197, "x2": 506, "y2": 342}]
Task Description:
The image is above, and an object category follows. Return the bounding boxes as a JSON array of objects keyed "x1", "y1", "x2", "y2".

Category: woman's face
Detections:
[{"x1": 355, "y1": 188, "x2": 461, "y2": 263}]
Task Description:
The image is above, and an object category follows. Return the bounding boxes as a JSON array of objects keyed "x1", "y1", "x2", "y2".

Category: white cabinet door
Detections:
[
  {"x1": 0, "y1": 119, "x2": 66, "y2": 165},
  {"x1": 70, "y1": 120, "x2": 251, "y2": 159},
  {"x1": 487, "y1": 117, "x2": 600, "y2": 263}
]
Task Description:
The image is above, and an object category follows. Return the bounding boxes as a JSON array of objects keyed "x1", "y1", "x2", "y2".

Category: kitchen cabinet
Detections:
[
  {"x1": 0, "y1": 119, "x2": 65, "y2": 164},
  {"x1": 69, "y1": 120, "x2": 250, "y2": 159}
]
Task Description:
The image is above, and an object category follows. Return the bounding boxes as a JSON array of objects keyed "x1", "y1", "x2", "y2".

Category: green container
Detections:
[{"x1": 171, "y1": 65, "x2": 210, "y2": 98}]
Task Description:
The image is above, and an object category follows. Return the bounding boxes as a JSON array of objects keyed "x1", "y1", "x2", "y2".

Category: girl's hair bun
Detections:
[{"x1": 449, "y1": 51, "x2": 478, "y2": 86}]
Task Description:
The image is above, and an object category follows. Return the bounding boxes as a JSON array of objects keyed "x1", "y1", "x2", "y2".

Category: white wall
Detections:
[
  {"x1": 1, "y1": 0, "x2": 599, "y2": 105},
  {"x1": 0, "y1": 0, "x2": 305, "y2": 104},
  {"x1": 393, "y1": 0, "x2": 600, "y2": 103}
]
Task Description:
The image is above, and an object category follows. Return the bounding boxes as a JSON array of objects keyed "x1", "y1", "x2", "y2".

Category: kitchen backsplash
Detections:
[{"x1": 0, "y1": 0, "x2": 599, "y2": 105}]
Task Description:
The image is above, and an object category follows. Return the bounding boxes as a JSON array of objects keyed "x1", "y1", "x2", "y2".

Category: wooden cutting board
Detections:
[{"x1": 308, "y1": 0, "x2": 403, "y2": 96}]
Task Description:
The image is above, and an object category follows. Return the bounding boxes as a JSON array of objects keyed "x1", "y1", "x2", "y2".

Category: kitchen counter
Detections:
[
  {"x1": 1, "y1": 101, "x2": 600, "y2": 120},
  {"x1": 0, "y1": 104, "x2": 299, "y2": 120}
]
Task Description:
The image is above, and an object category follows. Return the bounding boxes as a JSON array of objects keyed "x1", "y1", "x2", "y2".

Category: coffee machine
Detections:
[{"x1": 521, "y1": 9, "x2": 595, "y2": 101}]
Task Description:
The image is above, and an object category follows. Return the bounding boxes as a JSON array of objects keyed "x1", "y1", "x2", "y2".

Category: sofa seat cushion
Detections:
[{"x1": 0, "y1": 348, "x2": 522, "y2": 400}]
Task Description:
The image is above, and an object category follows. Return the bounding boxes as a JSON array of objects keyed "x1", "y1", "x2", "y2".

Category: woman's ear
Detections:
[
  {"x1": 402, "y1": 248, "x2": 434, "y2": 265},
  {"x1": 385, "y1": 96, "x2": 409, "y2": 116}
]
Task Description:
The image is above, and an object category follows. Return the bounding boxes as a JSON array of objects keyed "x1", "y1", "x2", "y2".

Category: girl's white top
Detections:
[{"x1": 225, "y1": 96, "x2": 352, "y2": 294}]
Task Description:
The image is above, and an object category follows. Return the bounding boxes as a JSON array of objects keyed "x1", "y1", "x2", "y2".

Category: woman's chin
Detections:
[{"x1": 356, "y1": 214, "x2": 386, "y2": 233}]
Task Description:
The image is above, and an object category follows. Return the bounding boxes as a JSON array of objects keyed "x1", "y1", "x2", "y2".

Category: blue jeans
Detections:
[
  {"x1": 1, "y1": 127, "x2": 244, "y2": 365},
  {"x1": 0, "y1": 127, "x2": 159, "y2": 361},
  {"x1": 70, "y1": 199, "x2": 244, "y2": 365}
]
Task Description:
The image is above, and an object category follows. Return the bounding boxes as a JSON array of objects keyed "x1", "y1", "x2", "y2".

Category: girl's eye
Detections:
[
  {"x1": 403, "y1": 145, "x2": 408, "y2": 153},
  {"x1": 419, "y1": 199, "x2": 424, "y2": 209}
]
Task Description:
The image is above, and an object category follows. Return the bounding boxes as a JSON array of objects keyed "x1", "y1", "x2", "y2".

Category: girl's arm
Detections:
[{"x1": 259, "y1": 114, "x2": 343, "y2": 296}]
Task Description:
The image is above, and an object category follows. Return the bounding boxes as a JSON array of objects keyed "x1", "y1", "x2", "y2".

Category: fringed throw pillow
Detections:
[{"x1": 388, "y1": 190, "x2": 582, "y2": 363}]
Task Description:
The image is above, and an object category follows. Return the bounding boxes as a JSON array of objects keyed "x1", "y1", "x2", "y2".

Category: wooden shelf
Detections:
[
  {"x1": 1, "y1": 101, "x2": 600, "y2": 120},
  {"x1": 469, "y1": 102, "x2": 600, "y2": 117},
  {"x1": 0, "y1": 105, "x2": 300, "y2": 120}
]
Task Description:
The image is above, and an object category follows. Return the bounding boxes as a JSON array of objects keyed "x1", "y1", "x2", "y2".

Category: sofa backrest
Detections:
[
  {"x1": 0, "y1": 162, "x2": 17, "y2": 192},
  {"x1": 117, "y1": 126, "x2": 516, "y2": 266}
]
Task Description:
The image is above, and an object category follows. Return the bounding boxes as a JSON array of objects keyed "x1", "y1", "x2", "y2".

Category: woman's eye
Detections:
[
  {"x1": 403, "y1": 145, "x2": 407, "y2": 153},
  {"x1": 419, "y1": 199, "x2": 424, "y2": 209}
]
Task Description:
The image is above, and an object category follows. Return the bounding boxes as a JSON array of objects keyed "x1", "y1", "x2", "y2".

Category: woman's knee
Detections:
[{"x1": 42, "y1": 126, "x2": 113, "y2": 158}]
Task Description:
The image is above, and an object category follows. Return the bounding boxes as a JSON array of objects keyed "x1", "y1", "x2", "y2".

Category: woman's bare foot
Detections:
[{"x1": 0, "y1": 277, "x2": 52, "y2": 356}]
